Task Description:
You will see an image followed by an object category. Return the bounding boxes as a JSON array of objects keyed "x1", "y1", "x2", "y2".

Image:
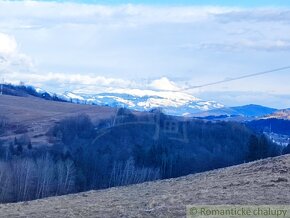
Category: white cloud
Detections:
[
  {"x1": 0, "y1": 33, "x2": 17, "y2": 54},
  {"x1": 215, "y1": 8, "x2": 290, "y2": 23},
  {"x1": 196, "y1": 39, "x2": 290, "y2": 52},
  {"x1": 2, "y1": 71, "x2": 134, "y2": 92},
  {"x1": 0, "y1": 2, "x2": 289, "y2": 107},
  {"x1": 0, "y1": 2, "x2": 230, "y2": 28},
  {"x1": 0, "y1": 32, "x2": 33, "y2": 75},
  {"x1": 149, "y1": 77, "x2": 180, "y2": 91}
]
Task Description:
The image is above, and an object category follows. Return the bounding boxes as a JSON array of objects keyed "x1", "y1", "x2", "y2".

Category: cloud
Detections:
[
  {"x1": 0, "y1": 2, "x2": 229, "y2": 29},
  {"x1": 0, "y1": 33, "x2": 181, "y2": 93},
  {"x1": 0, "y1": 32, "x2": 33, "y2": 75},
  {"x1": 196, "y1": 39, "x2": 290, "y2": 52},
  {"x1": 0, "y1": 2, "x2": 290, "y2": 107},
  {"x1": 2, "y1": 71, "x2": 135, "y2": 92},
  {"x1": 0, "y1": 33, "x2": 17, "y2": 54},
  {"x1": 149, "y1": 77, "x2": 180, "y2": 91},
  {"x1": 215, "y1": 9, "x2": 290, "y2": 23}
]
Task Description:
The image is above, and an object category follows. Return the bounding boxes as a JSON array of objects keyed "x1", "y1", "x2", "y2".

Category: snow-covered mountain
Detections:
[
  {"x1": 59, "y1": 89, "x2": 224, "y2": 116},
  {"x1": 3, "y1": 83, "x2": 281, "y2": 118}
]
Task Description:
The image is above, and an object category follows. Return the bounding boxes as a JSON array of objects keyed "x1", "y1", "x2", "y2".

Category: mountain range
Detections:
[
  {"x1": 1, "y1": 83, "x2": 285, "y2": 118},
  {"x1": 59, "y1": 89, "x2": 282, "y2": 118},
  {"x1": 59, "y1": 89, "x2": 225, "y2": 116},
  {"x1": 192, "y1": 104, "x2": 278, "y2": 120}
]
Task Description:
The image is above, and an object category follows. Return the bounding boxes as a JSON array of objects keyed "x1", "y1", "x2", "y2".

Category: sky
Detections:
[
  {"x1": 0, "y1": 0, "x2": 290, "y2": 108},
  {"x1": 11, "y1": 0, "x2": 290, "y2": 7}
]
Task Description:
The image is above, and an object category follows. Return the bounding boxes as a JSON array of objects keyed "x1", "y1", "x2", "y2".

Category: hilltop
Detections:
[
  {"x1": 263, "y1": 109, "x2": 290, "y2": 120},
  {"x1": 0, "y1": 154, "x2": 289, "y2": 218},
  {"x1": 0, "y1": 94, "x2": 116, "y2": 145}
]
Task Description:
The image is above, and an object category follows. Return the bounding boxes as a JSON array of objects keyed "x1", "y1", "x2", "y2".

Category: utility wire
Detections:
[
  {"x1": 2, "y1": 65, "x2": 290, "y2": 95},
  {"x1": 180, "y1": 65, "x2": 290, "y2": 91},
  {"x1": 51, "y1": 66, "x2": 290, "y2": 93},
  {"x1": 0, "y1": 65, "x2": 289, "y2": 124}
]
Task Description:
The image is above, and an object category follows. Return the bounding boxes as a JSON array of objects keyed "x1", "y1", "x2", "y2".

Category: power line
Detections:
[
  {"x1": 0, "y1": 65, "x2": 289, "y2": 124},
  {"x1": 2, "y1": 65, "x2": 290, "y2": 95},
  {"x1": 180, "y1": 65, "x2": 290, "y2": 91},
  {"x1": 49, "y1": 66, "x2": 290, "y2": 93}
]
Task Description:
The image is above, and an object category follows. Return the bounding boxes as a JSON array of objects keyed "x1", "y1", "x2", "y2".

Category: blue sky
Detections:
[{"x1": 0, "y1": 0, "x2": 290, "y2": 108}]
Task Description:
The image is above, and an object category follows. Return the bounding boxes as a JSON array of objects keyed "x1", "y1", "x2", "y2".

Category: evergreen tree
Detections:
[
  {"x1": 258, "y1": 134, "x2": 269, "y2": 159},
  {"x1": 247, "y1": 135, "x2": 259, "y2": 161},
  {"x1": 16, "y1": 144, "x2": 23, "y2": 155},
  {"x1": 9, "y1": 142, "x2": 14, "y2": 155},
  {"x1": 282, "y1": 144, "x2": 290, "y2": 155},
  {"x1": 27, "y1": 142, "x2": 32, "y2": 150}
]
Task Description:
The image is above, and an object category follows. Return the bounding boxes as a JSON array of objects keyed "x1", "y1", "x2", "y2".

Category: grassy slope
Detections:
[
  {"x1": 0, "y1": 94, "x2": 116, "y2": 145},
  {"x1": 0, "y1": 154, "x2": 289, "y2": 218}
]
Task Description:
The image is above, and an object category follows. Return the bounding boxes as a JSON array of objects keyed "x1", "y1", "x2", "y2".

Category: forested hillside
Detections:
[
  {"x1": 247, "y1": 118, "x2": 290, "y2": 135},
  {"x1": 0, "y1": 109, "x2": 282, "y2": 203}
]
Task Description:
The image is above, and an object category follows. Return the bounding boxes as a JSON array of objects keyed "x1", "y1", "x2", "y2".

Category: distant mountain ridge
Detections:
[
  {"x1": 59, "y1": 91, "x2": 280, "y2": 118},
  {"x1": 59, "y1": 89, "x2": 225, "y2": 116},
  {"x1": 0, "y1": 83, "x2": 283, "y2": 118},
  {"x1": 231, "y1": 104, "x2": 277, "y2": 117},
  {"x1": 262, "y1": 109, "x2": 290, "y2": 120},
  {"x1": 192, "y1": 104, "x2": 278, "y2": 119}
]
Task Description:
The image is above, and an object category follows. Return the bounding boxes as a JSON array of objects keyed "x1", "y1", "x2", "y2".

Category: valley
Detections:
[
  {"x1": 1, "y1": 1, "x2": 290, "y2": 217},
  {"x1": 0, "y1": 87, "x2": 289, "y2": 205}
]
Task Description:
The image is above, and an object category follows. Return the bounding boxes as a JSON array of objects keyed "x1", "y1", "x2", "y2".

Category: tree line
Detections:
[{"x1": 0, "y1": 110, "x2": 284, "y2": 203}]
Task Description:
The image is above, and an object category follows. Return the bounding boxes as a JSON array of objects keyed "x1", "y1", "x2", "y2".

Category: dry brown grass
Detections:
[
  {"x1": 0, "y1": 154, "x2": 289, "y2": 218},
  {"x1": 0, "y1": 95, "x2": 117, "y2": 145}
]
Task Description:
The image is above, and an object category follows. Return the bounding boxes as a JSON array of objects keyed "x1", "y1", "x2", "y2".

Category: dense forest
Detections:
[{"x1": 0, "y1": 109, "x2": 283, "y2": 203}]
